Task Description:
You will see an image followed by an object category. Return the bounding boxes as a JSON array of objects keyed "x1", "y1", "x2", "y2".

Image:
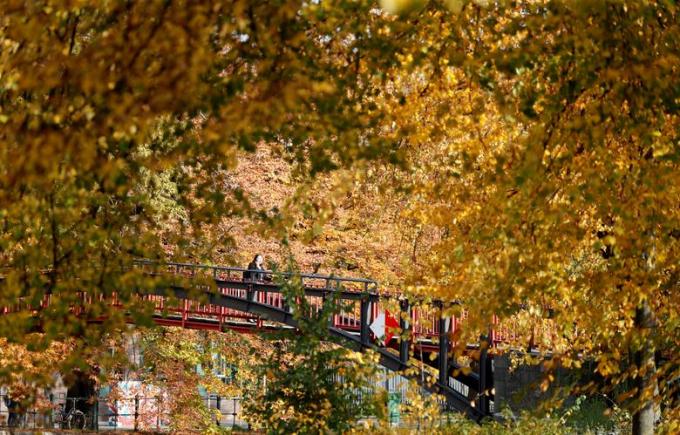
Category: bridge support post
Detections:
[
  {"x1": 478, "y1": 335, "x2": 490, "y2": 415},
  {"x1": 438, "y1": 314, "x2": 450, "y2": 388},
  {"x1": 360, "y1": 297, "x2": 370, "y2": 347},
  {"x1": 246, "y1": 284, "x2": 254, "y2": 303},
  {"x1": 399, "y1": 299, "x2": 410, "y2": 368}
]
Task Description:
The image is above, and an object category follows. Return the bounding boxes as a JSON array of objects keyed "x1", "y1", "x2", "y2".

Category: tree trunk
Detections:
[{"x1": 632, "y1": 300, "x2": 656, "y2": 435}]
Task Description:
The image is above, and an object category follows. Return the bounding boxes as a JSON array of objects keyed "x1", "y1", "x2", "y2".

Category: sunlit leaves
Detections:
[
  {"x1": 0, "y1": 0, "x2": 415, "y2": 387},
  {"x1": 243, "y1": 266, "x2": 382, "y2": 432},
  {"x1": 358, "y1": 0, "x2": 680, "y2": 424},
  {"x1": 1, "y1": 1, "x2": 678, "y2": 429}
]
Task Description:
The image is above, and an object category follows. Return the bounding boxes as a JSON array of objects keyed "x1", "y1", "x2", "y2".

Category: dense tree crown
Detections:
[
  {"x1": 0, "y1": 0, "x2": 403, "y2": 354},
  {"x1": 0, "y1": 0, "x2": 678, "y2": 431}
]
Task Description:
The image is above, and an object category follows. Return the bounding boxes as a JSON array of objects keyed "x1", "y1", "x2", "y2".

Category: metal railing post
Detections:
[
  {"x1": 438, "y1": 313, "x2": 450, "y2": 387},
  {"x1": 156, "y1": 395, "x2": 161, "y2": 431},
  {"x1": 246, "y1": 283, "x2": 254, "y2": 303},
  {"x1": 360, "y1": 296, "x2": 370, "y2": 347},
  {"x1": 94, "y1": 398, "x2": 99, "y2": 431},
  {"x1": 216, "y1": 395, "x2": 221, "y2": 427},
  {"x1": 399, "y1": 298, "x2": 410, "y2": 368},
  {"x1": 48, "y1": 393, "x2": 54, "y2": 429},
  {"x1": 478, "y1": 334, "x2": 490, "y2": 415},
  {"x1": 133, "y1": 395, "x2": 139, "y2": 432}
]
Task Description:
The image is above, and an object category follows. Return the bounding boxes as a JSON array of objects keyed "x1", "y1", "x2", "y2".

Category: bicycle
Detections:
[{"x1": 53, "y1": 397, "x2": 87, "y2": 430}]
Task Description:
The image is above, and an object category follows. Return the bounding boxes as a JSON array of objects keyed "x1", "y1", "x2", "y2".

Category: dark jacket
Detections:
[{"x1": 243, "y1": 261, "x2": 266, "y2": 282}]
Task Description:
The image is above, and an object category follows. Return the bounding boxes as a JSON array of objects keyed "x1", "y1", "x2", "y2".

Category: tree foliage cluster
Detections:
[
  {"x1": 0, "y1": 0, "x2": 679, "y2": 432},
  {"x1": 243, "y1": 268, "x2": 384, "y2": 434},
  {"x1": 0, "y1": 0, "x2": 411, "y2": 355},
  {"x1": 131, "y1": 328, "x2": 241, "y2": 432},
  {"x1": 369, "y1": 2, "x2": 680, "y2": 430}
]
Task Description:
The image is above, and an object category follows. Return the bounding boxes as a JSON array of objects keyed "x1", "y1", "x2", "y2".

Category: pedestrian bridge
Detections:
[{"x1": 1, "y1": 260, "x2": 515, "y2": 421}]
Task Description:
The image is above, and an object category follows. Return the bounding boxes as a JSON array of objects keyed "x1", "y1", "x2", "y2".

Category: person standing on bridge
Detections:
[
  {"x1": 244, "y1": 254, "x2": 266, "y2": 282},
  {"x1": 244, "y1": 254, "x2": 269, "y2": 315}
]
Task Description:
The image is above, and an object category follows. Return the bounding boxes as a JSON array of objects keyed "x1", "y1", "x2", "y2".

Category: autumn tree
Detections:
[
  {"x1": 243, "y1": 265, "x2": 383, "y2": 433},
  {"x1": 2, "y1": 1, "x2": 678, "y2": 433},
  {"x1": 366, "y1": 1, "x2": 680, "y2": 433},
  {"x1": 0, "y1": 0, "x2": 412, "y2": 385},
  {"x1": 134, "y1": 328, "x2": 253, "y2": 432},
  {"x1": 0, "y1": 337, "x2": 72, "y2": 408}
]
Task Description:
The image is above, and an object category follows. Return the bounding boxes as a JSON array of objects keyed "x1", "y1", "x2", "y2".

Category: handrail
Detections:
[{"x1": 132, "y1": 259, "x2": 379, "y2": 288}]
